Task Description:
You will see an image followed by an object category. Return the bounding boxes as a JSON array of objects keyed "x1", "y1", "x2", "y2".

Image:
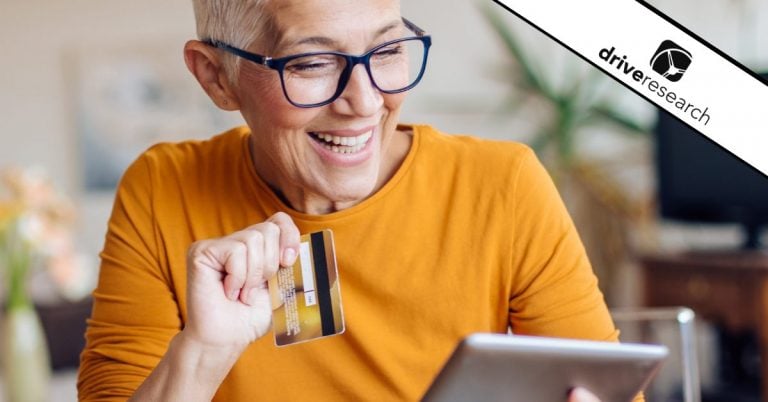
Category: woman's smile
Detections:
[{"x1": 307, "y1": 125, "x2": 378, "y2": 167}]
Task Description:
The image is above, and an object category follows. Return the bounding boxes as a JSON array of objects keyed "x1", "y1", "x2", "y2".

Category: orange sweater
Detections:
[{"x1": 79, "y1": 124, "x2": 619, "y2": 401}]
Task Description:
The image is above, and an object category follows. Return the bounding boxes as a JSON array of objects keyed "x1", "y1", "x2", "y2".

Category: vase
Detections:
[{"x1": 1, "y1": 302, "x2": 51, "y2": 402}]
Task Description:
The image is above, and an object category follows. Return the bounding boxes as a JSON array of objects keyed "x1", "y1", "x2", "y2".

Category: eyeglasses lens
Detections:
[
  {"x1": 282, "y1": 38, "x2": 426, "y2": 106},
  {"x1": 369, "y1": 38, "x2": 424, "y2": 93}
]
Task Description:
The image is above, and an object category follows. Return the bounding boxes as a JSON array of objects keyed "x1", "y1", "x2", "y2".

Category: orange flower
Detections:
[
  {"x1": 0, "y1": 200, "x2": 24, "y2": 232},
  {"x1": 1, "y1": 166, "x2": 92, "y2": 302}
]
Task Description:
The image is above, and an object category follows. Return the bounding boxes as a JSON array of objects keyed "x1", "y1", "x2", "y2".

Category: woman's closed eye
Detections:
[
  {"x1": 286, "y1": 55, "x2": 342, "y2": 76},
  {"x1": 373, "y1": 43, "x2": 405, "y2": 59}
]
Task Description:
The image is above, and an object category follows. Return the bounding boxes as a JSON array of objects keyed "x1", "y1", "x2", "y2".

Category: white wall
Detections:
[
  {"x1": 1, "y1": 0, "x2": 195, "y2": 191},
  {"x1": 2, "y1": 0, "x2": 767, "y2": 256}
]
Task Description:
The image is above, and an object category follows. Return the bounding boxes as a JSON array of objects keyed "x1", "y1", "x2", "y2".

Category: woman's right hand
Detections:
[{"x1": 183, "y1": 212, "x2": 300, "y2": 351}]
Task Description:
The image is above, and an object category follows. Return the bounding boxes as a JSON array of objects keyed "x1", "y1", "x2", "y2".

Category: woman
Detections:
[{"x1": 78, "y1": 0, "x2": 617, "y2": 401}]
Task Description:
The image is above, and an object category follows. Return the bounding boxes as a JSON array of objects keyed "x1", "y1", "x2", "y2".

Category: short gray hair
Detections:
[{"x1": 191, "y1": 0, "x2": 275, "y2": 82}]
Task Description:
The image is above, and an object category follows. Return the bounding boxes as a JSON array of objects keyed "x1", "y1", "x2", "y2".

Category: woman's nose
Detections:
[{"x1": 331, "y1": 64, "x2": 383, "y2": 117}]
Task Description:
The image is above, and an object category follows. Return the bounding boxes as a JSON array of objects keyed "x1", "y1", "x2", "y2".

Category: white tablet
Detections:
[{"x1": 422, "y1": 333, "x2": 668, "y2": 402}]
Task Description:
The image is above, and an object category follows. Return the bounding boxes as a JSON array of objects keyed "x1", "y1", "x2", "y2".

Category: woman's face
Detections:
[{"x1": 233, "y1": 0, "x2": 410, "y2": 214}]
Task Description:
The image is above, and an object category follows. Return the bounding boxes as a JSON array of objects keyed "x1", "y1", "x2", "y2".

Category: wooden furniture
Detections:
[
  {"x1": 36, "y1": 297, "x2": 92, "y2": 370},
  {"x1": 641, "y1": 251, "x2": 768, "y2": 401}
]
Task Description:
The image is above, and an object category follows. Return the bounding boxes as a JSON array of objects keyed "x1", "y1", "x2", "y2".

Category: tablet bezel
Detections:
[{"x1": 422, "y1": 333, "x2": 668, "y2": 402}]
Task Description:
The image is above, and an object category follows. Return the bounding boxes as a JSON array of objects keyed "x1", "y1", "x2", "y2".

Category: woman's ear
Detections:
[{"x1": 183, "y1": 40, "x2": 241, "y2": 111}]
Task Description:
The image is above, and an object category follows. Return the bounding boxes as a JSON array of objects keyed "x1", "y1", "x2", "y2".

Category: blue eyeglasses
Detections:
[{"x1": 205, "y1": 18, "x2": 431, "y2": 108}]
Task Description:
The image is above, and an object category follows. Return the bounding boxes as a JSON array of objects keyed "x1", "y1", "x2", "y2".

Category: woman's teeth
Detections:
[{"x1": 312, "y1": 130, "x2": 372, "y2": 154}]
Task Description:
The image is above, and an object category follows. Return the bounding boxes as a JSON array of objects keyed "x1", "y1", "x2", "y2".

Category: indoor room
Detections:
[{"x1": 1, "y1": 0, "x2": 767, "y2": 401}]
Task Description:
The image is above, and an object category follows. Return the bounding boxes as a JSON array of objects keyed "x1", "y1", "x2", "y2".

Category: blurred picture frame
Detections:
[{"x1": 67, "y1": 42, "x2": 243, "y2": 192}]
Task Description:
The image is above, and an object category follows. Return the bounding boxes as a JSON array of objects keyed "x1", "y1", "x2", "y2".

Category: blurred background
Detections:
[{"x1": 1, "y1": 0, "x2": 767, "y2": 401}]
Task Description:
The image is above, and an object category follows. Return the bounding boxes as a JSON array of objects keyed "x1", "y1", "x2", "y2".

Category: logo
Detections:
[
  {"x1": 598, "y1": 44, "x2": 711, "y2": 126},
  {"x1": 650, "y1": 40, "x2": 692, "y2": 82}
]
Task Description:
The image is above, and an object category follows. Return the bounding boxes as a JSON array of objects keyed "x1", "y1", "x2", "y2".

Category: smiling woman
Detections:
[
  {"x1": 76, "y1": 0, "x2": 627, "y2": 401},
  {"x1": 186, "y1": 1, "x2": 417, "y2": 215}
]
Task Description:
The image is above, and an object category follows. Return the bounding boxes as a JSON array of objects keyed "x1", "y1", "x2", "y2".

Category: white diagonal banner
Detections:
[{"x1": 493, "y1": 0, "x2": 768, "y2": 176}]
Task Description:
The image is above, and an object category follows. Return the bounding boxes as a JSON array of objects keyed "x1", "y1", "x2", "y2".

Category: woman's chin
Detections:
[{"x1": 310, "y1": 180, "x2": 380, "y2": 213}]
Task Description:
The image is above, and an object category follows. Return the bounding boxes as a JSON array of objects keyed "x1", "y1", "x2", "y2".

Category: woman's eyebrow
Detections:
[
  {"x1": 372, "y1": 20, "x2": 403, "y2": 38},
  {"x1": 279, "y1": 19, "x2": 403, "y2": 51}
]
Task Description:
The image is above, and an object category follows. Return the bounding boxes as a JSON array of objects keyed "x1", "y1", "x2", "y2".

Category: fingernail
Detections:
[
  {"x1": 282, "y1": 248, "x2": 297, "y2": 266},
  {"x1": 229, "y1": 289, "x2": 239, "y2": 301}
]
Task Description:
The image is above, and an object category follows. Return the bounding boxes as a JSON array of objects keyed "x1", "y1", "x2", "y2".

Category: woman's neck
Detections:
[{"x1": 248, "y1": 128, "x2": 412, "y2": 215}]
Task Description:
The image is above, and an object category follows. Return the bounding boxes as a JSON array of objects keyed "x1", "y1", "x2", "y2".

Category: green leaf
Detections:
[
  {"x1": 479, "y1": 4, "x2": 555, "y2": 100},
  {"x1": 590, "y1": 104, "x2": 649, "y2": 135},
  {"x1": 576, "y1": 69, "x2": 607, "y2": 106},
  {"x1": 555, "y1": 103, "x2": 578, "y2": 164}
]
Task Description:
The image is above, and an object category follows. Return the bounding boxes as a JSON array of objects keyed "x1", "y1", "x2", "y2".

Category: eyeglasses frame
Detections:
[{"x1": 204, "y1": 18, "x2": 432, "y2": 108}]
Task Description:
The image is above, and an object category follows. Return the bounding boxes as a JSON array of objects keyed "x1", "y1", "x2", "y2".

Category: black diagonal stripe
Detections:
[{"x1": 311, "y1": 232, "x2": 335, "y2": 336}]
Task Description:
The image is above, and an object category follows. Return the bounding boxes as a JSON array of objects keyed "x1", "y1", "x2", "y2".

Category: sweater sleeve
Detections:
[
  {"x1": 78, "y1": 152, "x2": 181, "y2": 401},
  {"x1": 507, "y1": 148, "x2": 618, "y2": 342},
  {"x1": 506, "y1": 150, "x2": 649, "y2": 401}
]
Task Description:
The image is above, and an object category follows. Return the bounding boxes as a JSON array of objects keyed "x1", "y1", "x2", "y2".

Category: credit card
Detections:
[{"x1": 268, "y1": 229, "x2": 345, "y2": 346}]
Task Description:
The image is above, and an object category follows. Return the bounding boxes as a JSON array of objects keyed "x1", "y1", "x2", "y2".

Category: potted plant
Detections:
[
  {"x1": 481, "y1": 5, "x2": 656, "y2": 304},
  {"x1": 0, "y1": 167, "x2": 92, "y2": 400}
]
